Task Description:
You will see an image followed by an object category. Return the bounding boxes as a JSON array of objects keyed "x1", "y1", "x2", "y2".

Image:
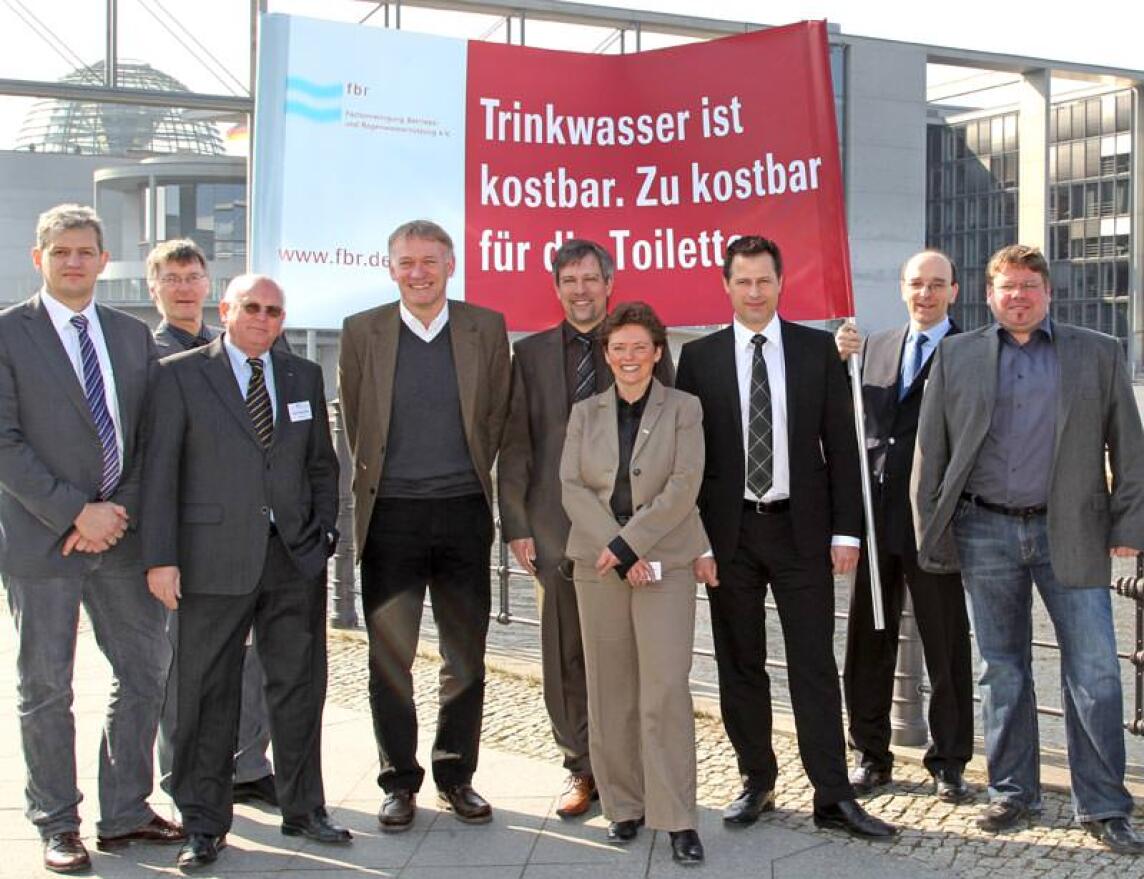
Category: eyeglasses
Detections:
[
  {"x1": 240, "y1": 302, "x2": 284, "y2": 319},
  {"x1": 993, "y1": 280, "x2": 1045, "y2": 294},
  {"x1": 157, "y1": 273, "x2": 207, "y2": 286}
]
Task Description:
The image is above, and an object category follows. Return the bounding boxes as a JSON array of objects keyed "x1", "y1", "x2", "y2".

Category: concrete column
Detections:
[{"x1": 1016, "y1": 69, "x2": 1050, "y2": 249}]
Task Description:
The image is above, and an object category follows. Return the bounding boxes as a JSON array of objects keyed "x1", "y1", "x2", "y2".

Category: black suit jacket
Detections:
[
  {"x1": 497, "y1": 323, "x2": 674, "y2": 569},
  {"x1": 141, "y1": 337, "x2": 339, "y2": 594},
  {"x1": 859, "y1": 321, "x2": 959, "y2": 555},
  {"x1": 675, "y1": 319, "x2": 861, "y2": 565}
]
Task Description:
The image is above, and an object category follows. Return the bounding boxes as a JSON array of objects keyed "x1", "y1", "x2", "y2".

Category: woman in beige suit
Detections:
[{"x1": 559, "y1": 301, "x2": 712, "y2": 865}]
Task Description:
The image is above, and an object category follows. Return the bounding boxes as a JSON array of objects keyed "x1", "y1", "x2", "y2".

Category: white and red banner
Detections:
[{"x1": 253, "y1": 14, "x2": 852, "y2": 330}]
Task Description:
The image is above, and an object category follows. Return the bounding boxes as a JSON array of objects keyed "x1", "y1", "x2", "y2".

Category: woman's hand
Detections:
[
  {"x1": 595, "y1": 547, "x2": 621, "y2": 577},
  {"x1": 625, "y1": 559, "x2": 656, "y2": 587}
]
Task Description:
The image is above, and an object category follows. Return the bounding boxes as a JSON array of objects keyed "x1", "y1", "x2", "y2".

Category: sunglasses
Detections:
[{"x1": 239, "y1": 302, "x2": 284, "y2": 318}]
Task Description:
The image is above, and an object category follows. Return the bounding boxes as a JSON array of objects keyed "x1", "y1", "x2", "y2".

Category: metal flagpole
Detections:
[{"x1": 845, "y1": 325, "x2": 885, "y2": 631}]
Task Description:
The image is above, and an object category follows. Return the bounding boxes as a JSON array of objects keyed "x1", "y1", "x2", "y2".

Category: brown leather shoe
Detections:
[
  {"x1": 378, "y1": 789, "x2": 416, "y2": 832},
  {"x1": 437, "y1": 784, "x2": 493, "y2": 824},
  {"x1": 43, "y1": 832, "x2": 90, "y2": 874},
  {"x1": 96, "y1": 814, "x2": 185, "y2": 850},
  {"x1": 555, "y1": 773, "x2": 597, "y2": 818}
]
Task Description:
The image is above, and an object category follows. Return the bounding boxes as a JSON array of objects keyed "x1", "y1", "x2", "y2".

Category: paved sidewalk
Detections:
[{"x1": 0, "y1": 605, "x2": 1139, "y2": 877}]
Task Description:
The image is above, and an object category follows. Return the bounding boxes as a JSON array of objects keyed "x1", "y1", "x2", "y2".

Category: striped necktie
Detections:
[
  {"x1": 246, "y1": 357, "x2": 273, "y2": 448},
  {"x1": 70, "y1": 314, "x2": 120, "y2": 500},
  {"x1": 746, "y1": 334, "x2": 773, "y2": 498},
  {"x1": 573, "y1": 332, "x2": 596, "y2": 402}
]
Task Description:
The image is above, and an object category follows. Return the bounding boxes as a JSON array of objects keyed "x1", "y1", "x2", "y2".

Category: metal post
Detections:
[
  {"x1": 1135, "y1": 552, "x2": 1143, "y2": 734},
  {"x1": 106, "y1": 0, "x2": 118, "y2": 88},
  {"x1": 847, "y1": 351, "x2": 885, "y2": 629},
  {"x1": 889, "y1": 590, "x2": 929, "y2": 745},
  {"x1": 328, "y1": 400, "x2": 358, "y2": 628},
  {"x1": 495, "y1": 523, "x2": 512, "y2": 625}
]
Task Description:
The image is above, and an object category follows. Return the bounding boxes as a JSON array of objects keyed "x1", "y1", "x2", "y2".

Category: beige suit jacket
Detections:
[
  {"x1": 559, "y1": 380, "x2": 708, "y2": 570},
  {"x1": 337, "y1": 300, "x2": 511, "y2": 559}
]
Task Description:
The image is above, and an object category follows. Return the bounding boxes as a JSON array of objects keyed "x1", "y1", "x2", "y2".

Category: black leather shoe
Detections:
[
  {"x1": 438, "y1": 784, "x2": 493, "y2": 824},
  {"x1": 606, "y1": 817, "x2": 644, "y2": 843},
  {"x1": 96, "y1": 814, "x2": 185, "y2": 850},
  {"x1": 813, "y1": 799, "x2": 898, "y2": 839},
  {"x1": 43, "y1": 832, "x2": 90, "y2": 874},
  {"x1": 931, "y1": 767, "x2": 972, "y2": 804},
  {"x1": 233, "y1": 773, "x2": 279, "y2": 808},
  {"x1": 281, "y1": 807, "x2": 352, "y2": 844},
  {"x1": 379, "y1": 789, "x2": 416, "y2": 832},
  {"x1": 177, "y1": 834, "x2": 225, "y2": 871},
  {"x1": 1082, "y1": 817, "x2": 1144, "y2": 854},
  {"x1": 849, "y1": 764, "x2": 893, "y2": 796},
  {"x1": 669, "y1": 829, "x2": 704, "y2": 864},
  {"x1": 975, "y1": 800, "x2": 1029, "y2": 833},
  {"x1": 722, "y1": 786, "x2": 776, "y2": 825}
]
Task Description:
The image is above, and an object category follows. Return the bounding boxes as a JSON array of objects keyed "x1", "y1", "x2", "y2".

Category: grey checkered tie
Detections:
[
  {"x1": 746, "y1": 334, "x2": 772, "y2": 498},
  {"x1": 573, "y1": 332, "x2": 596, "y2": 403}
]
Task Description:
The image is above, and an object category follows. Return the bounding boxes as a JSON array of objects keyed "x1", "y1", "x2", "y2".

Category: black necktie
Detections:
[
  {"x1": 573, "y1": 332, "x2": 596, "y2": 402},
  {"x1": 746, "y1": 334, "x2": 772, "y2": 498},
  {"x1": 246, "y1": 357, "x2": 273, "y2": 448}
]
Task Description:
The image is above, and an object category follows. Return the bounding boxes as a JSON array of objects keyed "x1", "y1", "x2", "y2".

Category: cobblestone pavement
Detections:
[{"x1": 327, "y1": 628, "x2": 1143, "y2": 879}]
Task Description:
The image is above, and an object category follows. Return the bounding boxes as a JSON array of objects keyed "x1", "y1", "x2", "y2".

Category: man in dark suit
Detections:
[
  {"x1": 142, "y1": 274, "x2": 350, "y2": 870},
  {"x1": 835, "y1": 250, "x2": 974, "y2": 801},
  {"x1": 676, "y1": 235, "x2": 895, "y2": 839},
  {"x1": 0, "y1": 204, "x2": 182, "y2": 873},
  {"x1": 338, "y1": 220, "x2": 510, "y2": 832},
  {"x1": 146, "y1": 239, "x2": 278, "y2": 809},
  {"x1": 913, "y1": 245, "x2": 1144, "y2": 853},
  {"x1": 497, "y1": 239, "x2": 673, "y2": 817}
]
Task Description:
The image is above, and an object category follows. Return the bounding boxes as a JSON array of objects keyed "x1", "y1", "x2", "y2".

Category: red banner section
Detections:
[{"x1": 463, "y1": 21, "x2": 853, "y2": 330}]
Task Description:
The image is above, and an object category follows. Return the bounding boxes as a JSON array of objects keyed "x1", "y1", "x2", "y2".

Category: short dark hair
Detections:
[
  {"x1": 147, "y1": 238, "x2": 207, "y2": 278},
  {"x1": 723, "y1": 235, "x2": 783, "y2": 280},
  {"x1": 388, "y1": 219, "x2": 454, "y2": 258},
  {"x1": 986, "y1": 244, "x2": 1050, "y2": 289},
  {"x1": 551, "y1": 239, "x2": 615, "y2": 284},
  {"x1": 599, "y1": 300, "x2": 667, "y2": 351},
  {"x1": 901, "y1": 249, "x2": 958, "y2": 287}
]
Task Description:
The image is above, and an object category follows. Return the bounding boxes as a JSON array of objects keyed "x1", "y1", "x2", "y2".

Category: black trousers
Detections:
[
  {"x1": 707, "y1": 507, "x2": 853, "y2": 808},
  {"x1": 174, "y1": 535, "x2": 328, "y2": 835},
  {"x1": 361, "y1": 494, "x2": 493, "y2": 793},
  {"x1": 843, "y1": 540, "x2": 974, "y2": 774}
]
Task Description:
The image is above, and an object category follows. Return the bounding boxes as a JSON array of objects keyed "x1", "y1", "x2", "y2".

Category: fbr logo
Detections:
[{"x1": 284, "y1": 77, "x2": 366, "y2": 123}]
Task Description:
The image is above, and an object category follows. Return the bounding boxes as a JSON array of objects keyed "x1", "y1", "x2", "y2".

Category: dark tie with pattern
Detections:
[
  {"x1": 246, "y1": 357, "x2": 273, "y2": 448},
  {"x1": 899, "y1": 332, "x2": 929, "y2": 400},
  {"x1": 573, "y1": 332, "x2": 596, "y2": 403},
  {"x1": 70, "y1": 314, "x2": 120, "y2": 500},
  {"x1": 746, "y1": 334, "x2": 773, "y2": 499}
]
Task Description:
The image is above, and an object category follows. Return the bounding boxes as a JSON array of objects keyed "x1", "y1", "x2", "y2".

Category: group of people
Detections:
[{"x1": 0, "y1": 204, "x2": 1140, "y2": 876}]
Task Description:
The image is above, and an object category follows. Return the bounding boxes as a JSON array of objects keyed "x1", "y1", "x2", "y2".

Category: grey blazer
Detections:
[
  {"x1": 912, "y1": 322, "x2": 1144, "y2": 586},
  {"x1": 140, "y1": 337, "x2": 339, "y2": 594},
  {"x1": 560, "y1": 380, "x2": 709, "y2": 570},
  {"x1": 0, "y1": 294, "x2": 156, "y2": 576}
]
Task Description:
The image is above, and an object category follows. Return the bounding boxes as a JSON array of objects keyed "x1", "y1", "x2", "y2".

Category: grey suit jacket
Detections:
[
  {"x1": 140, "y1": 337, "x2": 339, "y2": 594},
  {"x1": 497, "y1": 323, "x2": 674, "y2": 570},
  {"x1": 560, "y1": 380, "x2": 708, "y2": 570},
  {"x1": 912, "y1": 321, "x2": 1144, "y2": 586},
  {"x1": 0, "y1": 294, "x2": 156, "y2": 576},
  {"x1": 337, "y1": 300, "x2": 511, "y2": 560}
]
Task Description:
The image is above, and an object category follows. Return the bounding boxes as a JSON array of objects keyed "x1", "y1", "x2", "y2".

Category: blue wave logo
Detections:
[{"x1": 284, "y1": 77, "x2": 342, "y2": 124}]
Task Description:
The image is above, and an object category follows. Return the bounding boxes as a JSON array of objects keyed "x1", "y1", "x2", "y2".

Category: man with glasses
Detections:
[
  {"x1": 142, "y1": 274, "x2": 349, "y2": 870},
  {"x1": 146, "y1": 240, "x2": 278, "y2": 811},
  {"x1": 835, "y1": 250, "x2": 974, "y2": 804},
  {"x1": 913, "y1": 245, "x2": 1144, "y2": 853},
  {"x1": 498, "y1": 239, "x2": 673, "y2": 818}
]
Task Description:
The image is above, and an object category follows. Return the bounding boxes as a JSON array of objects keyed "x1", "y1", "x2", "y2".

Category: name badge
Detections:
[{"x1": 288, "y1": 401, "x2": 313, "y2": 422}]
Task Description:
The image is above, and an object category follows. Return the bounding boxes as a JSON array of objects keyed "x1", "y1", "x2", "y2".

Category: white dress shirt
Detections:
[
  {"x1": 40, "y1": 289, "x2": 124, "y2": 470},
  {"x1": 732, "y1": 316, "x2": 858, "y2": 549},
  {"x1": 400, "y1": 299, "x2": 449, "y2": 342}
]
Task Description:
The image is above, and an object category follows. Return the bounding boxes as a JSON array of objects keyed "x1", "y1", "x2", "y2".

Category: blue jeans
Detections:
[{"x1": 953, "y1": 502, "x2": 1132, "y2": 821}]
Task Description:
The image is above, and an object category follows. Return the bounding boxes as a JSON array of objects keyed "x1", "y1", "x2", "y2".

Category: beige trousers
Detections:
[{"x1": 574, "y1": 563, "x2": 697, "y2": 831}]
